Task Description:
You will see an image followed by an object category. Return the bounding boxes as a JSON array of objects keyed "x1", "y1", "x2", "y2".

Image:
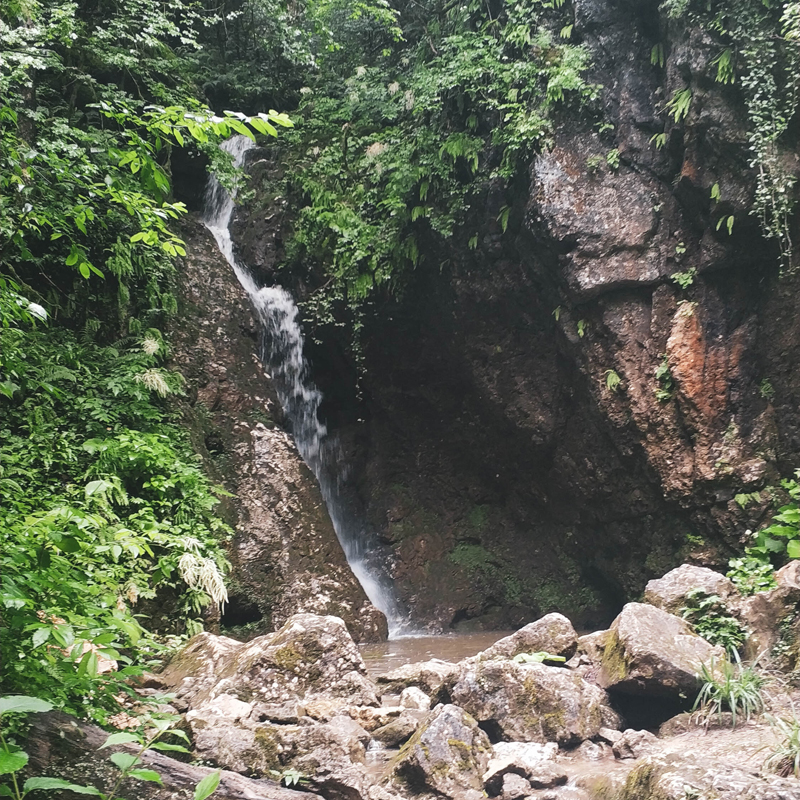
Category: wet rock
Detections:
[
  {"x1": 483, "y1": 742, "x2": 560, "y2": 794},
  {"x1": 372, "y1": 714, "x2": 419, "y2": 747},
  {"x1": 375, "y1": 659, "x2": 458, "y2": 695},
  {"x1": 391, "y1": 704, "x2": 491, "y2": 798},
  {"x1": 476, "y1": 614, "x2": 578, "y2": 661},
  {"x1": 617, "y1": 753, "x2": 800, "y2": 800},
  {"x1": 501, "y1": 772, "x2": 533, "y2": 800},
  {"x1": 172, "y1": 220, "x2": 386, "y2": 643},
  {"x1": 448, "y1": 659, "x2": 618, "y2": 744},
  {"x1": 400, "y1": 686, "x2": 431, "y2": 711},
  {"x1": 160, "y1": 613, "x2": 379, "y2": 710},
  {"x1": 597, "y1": 603, "x2": 723, "y2": 698},
  {"x1": 571, "y1": 740, "x2": 609, "y2": 761},
  {"x1": 611, "y1": 729, "x2": 660, "y2": 760},
  {"x1": 643, "y1": 564, "x2": 739, "y2": 614}
]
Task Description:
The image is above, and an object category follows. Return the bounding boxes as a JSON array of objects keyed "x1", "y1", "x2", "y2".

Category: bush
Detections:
[{"x1": 693, "y1": 652, "x2": 766, "y2": 729}]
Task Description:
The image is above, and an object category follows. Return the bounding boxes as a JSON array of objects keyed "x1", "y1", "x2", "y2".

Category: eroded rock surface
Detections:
[
  {"x1": 598, "y1": 602, "x2": 723, "y2": 698},
  {"x1": 389, "y1": 704, "x2": 491, "y2": 799},
  {"x1": 643, "y1": 564, "x2": 740, "y2": 614},
  {"x1": 447, "y1": 659, "x2": 618, "y2": 744}
]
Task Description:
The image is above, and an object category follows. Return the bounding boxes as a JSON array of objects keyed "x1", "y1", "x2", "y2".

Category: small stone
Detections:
[
  {"x1": 612, "y1": 729, "x2": 660, "y2": 760},
  {"x1": 502, "y1": 772, "x2": 533, "y2": 800},
  {"x1": 400, "y1": 686, "x2": 431, "y2": 711}
]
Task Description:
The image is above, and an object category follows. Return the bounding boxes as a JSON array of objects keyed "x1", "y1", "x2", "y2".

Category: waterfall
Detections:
[{"x1": 202, "y1": 136, "x2": 408, "y2": 637}]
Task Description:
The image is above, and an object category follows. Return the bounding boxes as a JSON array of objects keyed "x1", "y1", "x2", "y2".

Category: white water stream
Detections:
[{"x1": 202, "y1": 136, "x2": 407, "y2": 636}]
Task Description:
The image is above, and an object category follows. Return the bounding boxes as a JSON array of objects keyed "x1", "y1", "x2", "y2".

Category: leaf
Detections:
[
  {"x1": 194, "y1": 771, "x2": 221, "y2": 800},
  {"x1": 787, "y1": 539, "x2": 800, "y2": 559},
  {"x1": 23, "y1": 778, "x2": 102, "y2": 795},
  {"x1": 127, "y1": 769, "x2": 163, "y2": 784},
  {"x1": 0, "y1": 696, "x2": 53, "y2": 715},
  {"x1": 149, "y1": 742, "x2": 190, "y2": 753},
  {"x1": 32, "y1": 627, "x2": 51, "y2": 648},
  {"x1": 0, "y1": 750, "x2": 28, "y2": 775},
  {"x1": 79, "y1": 262, "x2": 91, "y2": 279},
  {"x1": 109, "y1": 752, "x2": 139, "y2": 772}
]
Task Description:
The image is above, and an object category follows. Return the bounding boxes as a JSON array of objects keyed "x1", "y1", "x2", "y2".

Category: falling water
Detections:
[{"x1": 202, "y1": 136, "x2": 408, "y2": 636}]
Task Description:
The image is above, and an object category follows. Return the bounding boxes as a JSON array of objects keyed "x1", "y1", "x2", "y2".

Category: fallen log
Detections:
[{"x1": 25, "y1": 712, "x2": 310, "y2": 800}]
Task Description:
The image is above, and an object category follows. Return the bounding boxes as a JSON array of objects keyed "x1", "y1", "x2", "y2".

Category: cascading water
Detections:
[{"x1": 202, "y1": 136, "x2": 408, "y2": 637}]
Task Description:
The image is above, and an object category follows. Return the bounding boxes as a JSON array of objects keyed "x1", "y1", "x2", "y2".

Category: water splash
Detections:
[{"x1": 202, "y1": 136, "x2": 407, "y2": 636}]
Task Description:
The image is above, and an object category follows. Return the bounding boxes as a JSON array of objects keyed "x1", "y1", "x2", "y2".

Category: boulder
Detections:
[
  {"x1": 391, "y1": 704, "x2": 491, "y2": 798},
  {"x1": 643, "y1": 564, "x2": 739, "y2": 614},
  {"x1": 400, "y1": 686, "x2": 431, "y2": 711},
  {"x1": 776, "y1": 560, "x2": 800, "y2": 589},
  {"x1": 597, "y1": 603, "x2": 723, "y2": 698},
  {"x1": 159, "y1": 614, "x2": 379, "y2": 710},
  {"x1": 611, "y1": 729, "x2": 660, "y2": 760},
  {"x1": 476, "y1": 614, "x2": 578, "y2": 661},
  {"x1": 376, "y1": 658, "x2": 458, "y2": 696},
  {"x1": 448, "y1": 659, "x2": 618, "y2": 744},
  {"x1": 372, "y1": 714, "x2": 420, "y2": 747},
  {"x1": 348, "y1": 706, "x2": 404, "y2": 732},
  {"x1": 617, "y1": 753, "x2": 800, "y2": 800},
  {"x1": 483, "y1": 742, "x2": 564, "y2": 795},
  {"x1": 734, "y1": 584, "x2": 800, "y2": 665}
]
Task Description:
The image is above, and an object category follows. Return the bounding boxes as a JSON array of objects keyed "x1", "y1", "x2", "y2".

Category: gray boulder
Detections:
[
  {"x1": 160, "y1": 613, "x2": 379, "y2": 710},
  {"x1": 391, "y1": 704, "x2": 491, "y2": 798},
  {"x1": 643, "y1": 564, "x2": 739, "y2": 614},
  {"x1": 617, "y1": 754, "x2": 800, "y2": 800},
  {"x1": 611, "y1": 729, "x2": 660, "y2": 760},
  {"x1": 476, "y1": 614, "x2": 578, "y2": 662},
  {"x1": 483, "y1": 742, "x2": 565, "y2": 795},
  {"x1": 598, "y1": 603, "x2": 723, "y2": 697},
  {"x1": 448, "y1": 659, "x2": 618, "y2": 744}
]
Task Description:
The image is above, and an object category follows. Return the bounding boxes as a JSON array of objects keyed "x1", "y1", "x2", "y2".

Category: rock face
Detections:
[
  {"x1": 390, "y1": 704, "x2": 491, "y2": 799},
  {"x1": 223, "y1": 0, "x2": 800, "y2": 634},
  {"x1": 598, "y1": 603, "x2": 723, "y2": 698},
  {"x1": 643, "y1": 564, "x2": 740, "y2": 614},
  {"x1": 170, "y1": 219, "x2": 386, "y2": 642},
  {"x1": 447, "y1": 659, "x2": 618, "y2": 744}
]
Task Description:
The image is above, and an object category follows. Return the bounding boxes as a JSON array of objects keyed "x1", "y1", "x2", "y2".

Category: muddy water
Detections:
[{"x1": 360, "y1": 631, "x2": 511, "y2": 678}]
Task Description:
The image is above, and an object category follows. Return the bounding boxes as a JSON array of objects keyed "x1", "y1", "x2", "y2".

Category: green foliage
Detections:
[
  {"x1": 759, "y1": 378, "x2": 776, "y2": 400},
  {"x1": 735, "y1": 491, "x2": 762, "y2": 509},
  {"x1": 679, "y1": 590, "x2": 747, "y2": 653},
  {"x1": 665, "y1": 87, "x2": 693, "y2": 121},
  {"x1": 275, "y1": 0, "x2": 599, "y2": 330},
  {"x1": 727, "y1": 555, "x2": 778, "y2": 595},
  {"x1": 605, "y1": 148, "x2": 621, "y2": 170},
  {"x1": 662, "y1": 0, "x2": 800, "y2": 270},
  {"x1": 671, "y1": 268, "x2": 697, "y2": 289},
  {"x1": 654, "y1": 354, "x2": 674, "y2": 402},
  {"x1": 0, "y1": 695, "x2": 219, "y2": 800},
  {"x1": 603, "y1": 369, "x2": 622, "y2": 393},
  {"x1": 764, "y1": 712, "x2": 800, "y2": 778},
  {"x1": 693, "y1": 652, "x2": 766, "y2": 729},
  {"x1": 0, "y1": 314, "x2": 235, "y2": 716}
]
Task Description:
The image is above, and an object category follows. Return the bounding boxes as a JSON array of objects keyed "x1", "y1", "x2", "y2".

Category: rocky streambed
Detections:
[{"x1": 29, "y1": 562, "x2": 800, "y2": 800}]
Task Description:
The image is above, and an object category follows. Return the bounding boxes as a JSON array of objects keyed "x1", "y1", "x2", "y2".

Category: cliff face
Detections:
[
  {"x1": 169, "y1": 219, "x2": 387, "y2": 642},
  {"x1": 226, "y1": 0, "x2": 800, "y2": 632}
]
